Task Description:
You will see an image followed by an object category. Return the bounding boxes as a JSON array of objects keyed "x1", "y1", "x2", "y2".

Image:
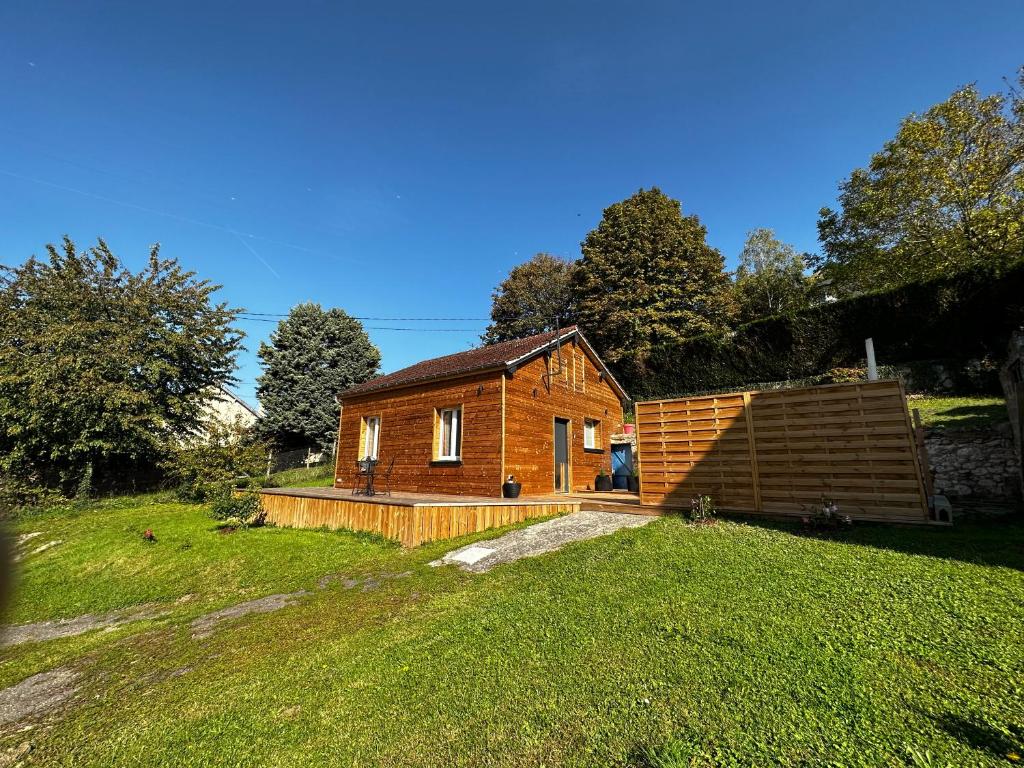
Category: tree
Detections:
[
  {"x1": 482, "y1": 253, "x2": 577, "y2": 344},
  {"x1": 0, "y1": 237, "x2": 242, "y2": 501},
  {"x1": 573, "y1": 188, "x2": 735, "y2": 385},
  {"x1": 816, "y1": 69, "x2": 1024, "y2": 292},
  {"x1": 733, "y1": 228, "x2": 810, "y2": 321},
  {"x1": 257, "y1": 303, "x2": 380, "y2": 450}
]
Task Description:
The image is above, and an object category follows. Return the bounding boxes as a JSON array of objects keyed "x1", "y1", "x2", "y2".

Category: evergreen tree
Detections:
[
  {"x1": 257, "y1": 303, "x2": 380, "y2": 450},
  {"x1": 0, "y1": 237, "x2": 242, "y2": 501},
  {"x1": 734, "y1": 228, "x2": 810, "y2": 321},
  {"x1": 573, "y1": 188, "x2": 734, "y2": 385},
  {"x1": 482, "y1": 253, "x2": 576, "y2": 344}
]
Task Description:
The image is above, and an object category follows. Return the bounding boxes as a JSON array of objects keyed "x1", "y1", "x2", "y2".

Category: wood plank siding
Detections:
[
  {"x1": 636, "y1": 380, "x2": 930, "y2": 523},
  {"x1": 334, "y1": 370, "x2": 504, "y2": 495},
  {"x1": 504, "y1": 339, "x2": 625, "y2": 495},
  {"x1": 334, "y1": 335, "x2": 625, "y2": 498}
]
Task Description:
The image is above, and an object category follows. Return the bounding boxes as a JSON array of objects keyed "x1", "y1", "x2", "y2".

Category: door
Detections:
[
  {"x1": 554, "y1": 418, "x2": 570, "y2": 493},
  {"x1": 611, "y1": 443, "x2": 633, "y2": 490}
]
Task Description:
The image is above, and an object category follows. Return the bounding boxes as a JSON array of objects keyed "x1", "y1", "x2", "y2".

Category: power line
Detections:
[
  {"x1": 237, "y1": 312, "x2": 489, "y2": 321},
  {"x1": 233, "y1": 316, "x2": 482, "y2": 331}
]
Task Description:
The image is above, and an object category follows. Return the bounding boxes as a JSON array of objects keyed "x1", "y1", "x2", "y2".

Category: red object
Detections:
[
  {"x1": 143, "y1": 529, "x2": 155, "y2": 542},
  {"x1": 623, "y1": 424, "x2": 635, "y2": 435}
]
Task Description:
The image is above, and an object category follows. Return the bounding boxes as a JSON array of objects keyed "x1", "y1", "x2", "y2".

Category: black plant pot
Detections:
[
  {"x1": 627, "y1": 476, "x2": 639, "y2": 493},
  {"x1": 595, "y1": 475, "x2": 613, "y2": 492},
  {"x1": 502, "y1": 481, "x2": 522, "y2": 499}
]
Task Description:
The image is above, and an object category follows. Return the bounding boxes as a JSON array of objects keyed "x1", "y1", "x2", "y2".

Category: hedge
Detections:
[{"x1": 625, "y1": 261, "x2": 1024, "y2": 400}]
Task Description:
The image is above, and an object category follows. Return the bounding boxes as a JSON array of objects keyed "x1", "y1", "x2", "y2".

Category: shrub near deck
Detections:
[{"x1": 2, "y1": 498, "x2": 1023, "y2": 766}]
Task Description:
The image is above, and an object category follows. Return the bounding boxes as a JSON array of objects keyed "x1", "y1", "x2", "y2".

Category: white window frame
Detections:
[
  {"x1": 437, "y1": 406, "x2": 462, "y2": 460},
  {"x1": 584, "y1": 418, "x2": 599, "y2": 450},
  {"x1": 362, "y1": 415, "x2": 380, "y2": 460}
]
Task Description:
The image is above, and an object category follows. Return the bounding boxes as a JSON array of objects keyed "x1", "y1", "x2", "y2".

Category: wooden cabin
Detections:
[{"x1": 334, "y1": 326, "x2": 629, "y2": 497}]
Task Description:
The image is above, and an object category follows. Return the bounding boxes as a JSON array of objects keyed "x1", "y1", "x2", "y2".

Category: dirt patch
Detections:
[
  {"x1": 190, "y1": 592, "x2": 308, "y2": 639},
  {"x1": 0, "y1": 741, "x2": 34, "y2": 766},
  {"x1": 316, "y1": 573, "x2": 348, "y2": 589},
  {"x1": 0, "y1": 668, "x2": 79, "y2": 727},
  {"x1": 316, "y1": 572, "x2": 411, "y2": 591},
  {"x1": 1, "y1": 605, "x2": 167, "y2": 648}
]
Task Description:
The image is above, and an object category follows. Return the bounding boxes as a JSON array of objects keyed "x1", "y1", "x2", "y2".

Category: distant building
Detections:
[{"x1": 200, "y1": 386, "x2": 261, "y2": 437}]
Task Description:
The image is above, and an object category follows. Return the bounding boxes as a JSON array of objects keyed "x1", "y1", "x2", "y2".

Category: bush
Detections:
[
  {"x1": 164, "y1": 418, "x2": 268, "y2": 502},
  {"x1": 209, "y1": 491, "x2": 266, "y2": 528},
  {"x1": 690, "y1": 495, "x2": 716, "y2": 524},
  {"x1": 627, "y1": 260, "x2": 1024, "y2": 399}
]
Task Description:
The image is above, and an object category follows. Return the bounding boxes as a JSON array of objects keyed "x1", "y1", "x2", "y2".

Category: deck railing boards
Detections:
[{"x1": 253, "y1": 491, "x2": 578, "y2": 546}]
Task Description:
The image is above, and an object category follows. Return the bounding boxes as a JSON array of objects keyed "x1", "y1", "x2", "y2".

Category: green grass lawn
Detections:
[
  {"x1": 908, "y1": 395, "x2": 1008, "y2": 430},
  {"x1": 3, "y1": 498, "x2": 1023, "y2": 766},
  {"x1": 267, "y1": 463, "x2": 335, "y2": 488}
]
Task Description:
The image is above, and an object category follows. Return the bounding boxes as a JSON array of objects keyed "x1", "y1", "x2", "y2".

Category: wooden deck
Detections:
[
  {"x1": 257, "y1": 487, "x2": 582, "y2": 547},
  {"x1": 566, "y1": 490, "x2": 665, "y2": 515}
]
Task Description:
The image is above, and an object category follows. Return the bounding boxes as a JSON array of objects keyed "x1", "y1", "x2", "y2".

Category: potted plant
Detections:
[
  {"x1": 626, "y1": 465, "x2": 639, "y2": 493},
  {"x1": 502, "y1": 474, "x2": 522, "y2": 499},
  {"x1": 595, "y1": 467, "x2": 613, "y2": 492}
]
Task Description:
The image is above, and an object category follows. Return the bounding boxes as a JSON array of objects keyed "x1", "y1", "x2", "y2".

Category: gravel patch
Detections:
[
  {"x1": 1, "y1": 605, "x2": 167, "y2": 648},
  {"x1": 0, "y1": 668, "x2": 79, "y2": 727},
  {"x1": 190, "y1": 592, "x2": 308, "y2": 639},
  {"x1": 430, "y1": 510, "x2": 655, "y2": 573}
]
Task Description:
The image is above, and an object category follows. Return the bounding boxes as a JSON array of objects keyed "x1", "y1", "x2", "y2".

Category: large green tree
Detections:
[
  {"x1": 257, "y1": 303, "x2": 380, "y2": 450},
  {"x1": 733, "y1": 228, "x2": 810, "y2": 321},
  {"x1": 482, "y1": 253, "x2": 576, "y2": 344},
  {"x1": 816, "y1": 69, "x2": 1024, "y2": 292},
  {"x1": 0, "y1": 237, "x2": 242, "y2": 501},
  {"x1": 573, "y1": 188, "x2": 734, "y2": 383}
]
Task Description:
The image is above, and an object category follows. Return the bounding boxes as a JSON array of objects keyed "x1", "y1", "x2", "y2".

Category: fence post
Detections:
[
  {"x1": 913, "y1": 411, "x2": 937, "y2": 501},
  {"x1": 742, "y1": 392, "x2": 762, "y2": 513},
  {"x1": 865, "y1": 338, "x2": 878, "y2": 380}
]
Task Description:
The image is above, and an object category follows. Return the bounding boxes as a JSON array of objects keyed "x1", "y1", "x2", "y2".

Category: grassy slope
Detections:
[
  {"x1": 268, "y1": 464, "x2": 335, "y2": 488},
  {"x1": 908, "y1": 395, "x2": 1007, "y2": 430},
  {"x1": 3, "y1": 500, "x2": 1023, "y2": 767}
]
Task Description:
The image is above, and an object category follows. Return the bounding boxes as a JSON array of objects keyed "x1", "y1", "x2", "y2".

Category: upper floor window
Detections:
[
  {"x1": 437, "y1": 406, "x2": 462, "y2": 460},
  {"x1": 584, "y1": 418, "x2": 600, "y2": 450},
  {"x1": 361, "y1": 415, "x2": 380, "y2": 459}
]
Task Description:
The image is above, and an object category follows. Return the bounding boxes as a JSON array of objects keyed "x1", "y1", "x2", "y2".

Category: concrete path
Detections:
[{"x1": 430, "y1": 510, "x2": 655, "y2": 573}]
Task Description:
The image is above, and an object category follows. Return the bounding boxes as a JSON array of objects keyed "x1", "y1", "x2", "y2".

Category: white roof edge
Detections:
[
  {"x1": 218, "y1": 385, "x2": 262, "y2": 418},
  {"x1": 503, "y1": 327, "x2": 580, "y2": 368}
]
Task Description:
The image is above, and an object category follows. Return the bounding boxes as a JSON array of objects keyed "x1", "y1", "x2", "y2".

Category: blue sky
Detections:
[{"x1": 2, "y1": 1, "x2": 1021, "y2": 407}]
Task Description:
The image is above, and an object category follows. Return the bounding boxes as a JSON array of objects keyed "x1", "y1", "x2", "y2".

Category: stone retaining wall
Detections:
[{"x1": 924, "y1": 425, "x2": 1020, "y2": 500}]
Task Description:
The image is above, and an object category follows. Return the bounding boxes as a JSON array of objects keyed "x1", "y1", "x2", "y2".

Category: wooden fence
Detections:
[{"x1": 635, "y1": 380, "x2": 930, "y2": 523}]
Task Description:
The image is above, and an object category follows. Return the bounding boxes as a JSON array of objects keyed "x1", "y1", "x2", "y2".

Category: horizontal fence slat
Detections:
[{"x1": 636, "y1": 380, "x2": 929, "y2": 524}]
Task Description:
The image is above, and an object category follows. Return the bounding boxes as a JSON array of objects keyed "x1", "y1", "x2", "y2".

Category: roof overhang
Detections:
[
  {"x1": 338, "y1": 365, "x2": 508, "y2": 401},
  {"x1": 338, "y1": 326, "x2": 630, "y2": 404}
]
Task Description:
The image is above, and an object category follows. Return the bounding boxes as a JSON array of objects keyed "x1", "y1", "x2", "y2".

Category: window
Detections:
[
  {"x1": 437, "y1": 407, "x2": 462, "y2": 460},
  {"x1": 584, "y1": 418, "x2": 601, "y2": 450},
  {"x1": 361, "y1": 416, "x2": 380, "y2": 459}
]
